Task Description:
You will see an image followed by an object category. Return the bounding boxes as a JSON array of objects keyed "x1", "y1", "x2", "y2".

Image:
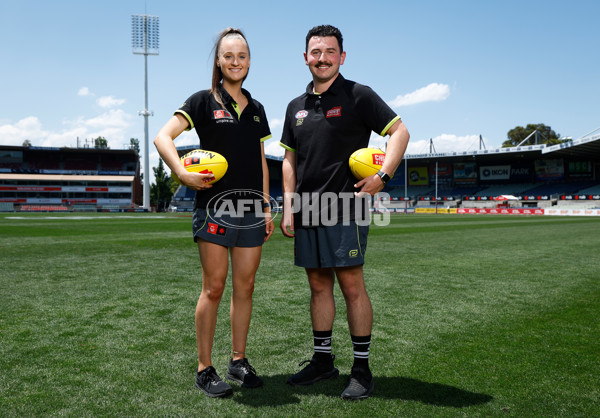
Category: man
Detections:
[{"x1": 279, "y1": 25, "x2": 410, "y2": 400}]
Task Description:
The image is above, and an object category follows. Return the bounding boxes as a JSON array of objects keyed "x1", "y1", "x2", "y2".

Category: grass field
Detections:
[{"x1": 1, "y1": 213, "x2": 599, "y2": 416}]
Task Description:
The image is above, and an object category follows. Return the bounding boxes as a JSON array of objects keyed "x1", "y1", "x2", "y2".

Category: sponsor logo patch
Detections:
[
  {"x1": 183, "y1": 156, "x2": 201, "y2": 167},
  {"x1": 207, "y1": 222, "x2": 227, "y2": 236},
  {"x1": 372, "y1": 153, "x2": 385, "y2": 166},
  {"x1": 349, "y1": 249, "x2": 359, "y2": 258},
  {"x1": 295, "y1": 110, "x2": 308, "y2": 119},
  {"x1": 213, "y1": 110, "x2": 233, "y2": 119},
  {"x1": 326, "y1": 106, "x2": 342, "y2": 118}
]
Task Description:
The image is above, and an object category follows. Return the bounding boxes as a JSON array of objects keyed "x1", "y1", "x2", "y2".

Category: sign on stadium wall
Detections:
[
  {"x1": 419, "y1": 196, "x2": 456, "y2": 201},
  {"x1": 415, "y1": 208, "x2": 458, "y2": 214},
  {"x1": 0, "y1": 186, "x2": 131, "y2": 193},
  {"x1": 463, "y1": 196, "x2": 495, "y2": 201},
  {"x1": 408, "y1": 167, "x2": 429, "y2": 186},
  {"x1": 560, "y1": 195, "x2": 600, "y2": 201},
  {"x1": 480, "y1": 165, "x2": 511, "y2": 181},
  {"x1": 457, "y1": 208, "x2": 545, "y2": 215},
  {"x1": 534, "y1": 159, "x2": 564, "y2": 181},
  {"x1": 545, "y1": 208, "x2": 600, "y2": 216}
]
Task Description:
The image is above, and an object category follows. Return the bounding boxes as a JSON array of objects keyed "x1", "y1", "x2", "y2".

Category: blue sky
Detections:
[{"x1": 1, "y1": 0, "x2": 598, "y2": 178}]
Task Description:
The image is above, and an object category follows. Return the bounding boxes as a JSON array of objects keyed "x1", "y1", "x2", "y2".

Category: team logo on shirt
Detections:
[
  {"x1": 213, "y1": 110, "x2": 233, "y2": 120},
  {"x1": 326, "y1": 106, "x2": 342, "y2": 118},
  {"x1": 295, "y1": 110, "x2": 308, "y2": 126}
]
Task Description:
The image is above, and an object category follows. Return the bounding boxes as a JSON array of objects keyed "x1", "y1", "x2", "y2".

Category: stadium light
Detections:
[{"x1": 132, "y1": 14, "x2": 159, "y2": 210}]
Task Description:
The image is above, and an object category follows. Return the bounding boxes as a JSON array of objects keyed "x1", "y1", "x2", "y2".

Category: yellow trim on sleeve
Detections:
[
  {"x1": 174, "y1": 110, "x2": 194, "y2": 131},
  {"x1": 380, "y1": 115, "x2": 401, "y2": 136},
  {"x1": 279, "y1": 142, "x2": 296, "y2": 152},
  {"x1": 260, "y1": 134, "x2": 272, "y2": 143}
]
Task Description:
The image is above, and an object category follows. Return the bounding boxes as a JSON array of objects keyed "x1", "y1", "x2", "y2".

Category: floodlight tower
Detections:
[{"x1": 132, "y1": 14, "x2": 159, "y2": 210}]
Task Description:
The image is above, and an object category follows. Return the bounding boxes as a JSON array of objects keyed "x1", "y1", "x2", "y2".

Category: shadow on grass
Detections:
[{"x1": 232, "y1": 374, "x2": 493, "y2": 408}]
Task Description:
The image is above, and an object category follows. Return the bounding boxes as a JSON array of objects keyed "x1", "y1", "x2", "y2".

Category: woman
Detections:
[{"x1": 154, "y1": 28, "x2": 274, "y2": 398}]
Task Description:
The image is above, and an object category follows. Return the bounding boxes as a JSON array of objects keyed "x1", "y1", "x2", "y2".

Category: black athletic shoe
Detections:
[
  {"x1": 226, "y1": 358, "x2": 263, "y2": 388},
  {"x1": 341, "y1": 367, "x2": 374, "y2": 400},
  {"x1": 195, "y1": 366, "x2": 233, "y2": 398},
  {"x1": 287, "y1": 354, "x2": 339, "y2": 386}
]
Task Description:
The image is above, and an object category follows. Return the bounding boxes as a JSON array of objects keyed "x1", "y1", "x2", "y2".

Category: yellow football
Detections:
[
  {"x1": 171, "y1": 149, "x2": 228, "y2": 185},
  {"x1": 349, "y1": 148, "x2": 386, "y2": 180}
]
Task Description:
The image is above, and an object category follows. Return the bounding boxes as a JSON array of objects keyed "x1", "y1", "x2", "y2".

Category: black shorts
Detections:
[
  {"x1": 193, "y1": 207, "x2": 267, "y2": 247},
  {"x1": 294, "y1": 222, "x2": 369, "y2": 268}
]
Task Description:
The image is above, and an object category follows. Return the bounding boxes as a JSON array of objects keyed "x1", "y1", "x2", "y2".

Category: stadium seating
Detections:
[
  {"x1": 475, "y1": 183, "x2": 536, "y2": 197},
  {"x1": 19, "y1": 205, "x2": 68, "y2": 212},
  {"x1": 525, "y1": 180, "x2": 596, "y2": 196},
  {"x1": 574, "y1": 183, "x2": 600, "y2": 195},
  {"x1": 0, "y1": 202, "x2": 15, "y2": 212}
]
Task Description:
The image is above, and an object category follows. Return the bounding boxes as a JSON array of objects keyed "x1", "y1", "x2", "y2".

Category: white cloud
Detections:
[
  {"x1": 173, "y1": 130, "x2": 199, "y2": 147},
  {"x1": 97, "y1": 96, "x2": 126, "y2": 108},
  {"x1": 406, "y1": 134, "x2": 483, "y2": 155},
  {"x1": 270, "y1": 118, "x2": 284, "y2": 130},
  {"x1": 388, "y1": 83, "x2": 450, "y2": 108},
  {"x1": 264, "y1": 137, "x2": 284, "y2": 158},
  {"x1": 368, "y1": 132, "x2": 487, "y2": 156},
  {"x1": 78, "y1": 87, "x2": 93, "y2": 97},
  {"x1": 0, "y1": 110, "x2": 134, "y2": 149},
  {"x1": 0, "y1": 117, "x2": 49, "y2": 146}
]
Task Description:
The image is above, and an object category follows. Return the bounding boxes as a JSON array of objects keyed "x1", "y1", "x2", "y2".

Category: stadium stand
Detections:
[
  {"x1": 0, "y1": 145, "x2": 142, "y2": 211},
  {"x1": 0, "y1": 202, "x2": 15, "y2": 212},
  {"x1": 19, "y1": 205, "x2": 69, "y2": 212},
  {"x1": 475, "y1": 183, "x2": 536, "y2": 196},
  {"x1": 579, "y1": 184, "x2": 600, "y2": 194},
  {"x1": 167, "y1": 145, "x2": 599, "y2": 212}
]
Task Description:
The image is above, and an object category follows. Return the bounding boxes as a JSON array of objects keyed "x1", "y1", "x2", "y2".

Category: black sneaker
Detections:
[
  {"x1": 287, "y1": 354, "x2": 339, "y2": 386},
  {"x1": 226, "y1": 358, "x2": 263, "y2": 388},
  {"x1": 341, "y1": 367, "x2": 374, "y2": 400},
  {"x1": 195, "y1": 366, "x2": 233, "y2": 398}
]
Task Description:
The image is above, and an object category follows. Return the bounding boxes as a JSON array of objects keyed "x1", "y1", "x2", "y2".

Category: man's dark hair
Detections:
[{"x1": 305, "y1": 25, "x2": 343, "y2": 52}]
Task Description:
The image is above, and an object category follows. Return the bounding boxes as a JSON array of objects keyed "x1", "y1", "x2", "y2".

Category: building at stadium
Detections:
[
  {"x1": 2, "y1": 128, "x2": 599, "y2": 215},
  {"x1": 0, "y1": 145, "x2": 142, "y2": 212},
  {"x1": 170, "y1": 130, "x2": 600, "y2": 216}
]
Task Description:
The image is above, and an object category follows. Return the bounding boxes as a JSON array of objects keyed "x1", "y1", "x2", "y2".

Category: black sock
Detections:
[
  {"x1": 351, "y1": 334, "x2": 371, "y2": 372},
  {"x1": 313, "y1": 329, "x2": 332, "y2": 360}
]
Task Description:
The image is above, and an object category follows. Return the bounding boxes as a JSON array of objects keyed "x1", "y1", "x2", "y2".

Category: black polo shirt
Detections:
[
  {"x1": 175, "y1": 86, "x2": 271, "y2": 209},
  {"x1": 279, "y1": 74, "x2": 400, "y2": 226}
]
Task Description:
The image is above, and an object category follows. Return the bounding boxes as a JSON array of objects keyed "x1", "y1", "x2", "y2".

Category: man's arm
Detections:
[
  {"x1": 280, "y1": 149, "x2": 297, "y2": 237},
  {"x1": 355, "y1": 119, "x2": 410, "y2": 196}
]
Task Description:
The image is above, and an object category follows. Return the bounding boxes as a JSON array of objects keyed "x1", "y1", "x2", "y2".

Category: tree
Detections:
[
  {"x1": 129, "y1": 138, "x2": 140, "y2": 155},
  {"x1": 22, "y1": 139, "x2": 32, "y2": 147},
  {"x1": 151, "y1": 158, "x2": 175, "y2": 212},
  {"x1": 502, "y1": 123, "x2": 567, "y2": 147},
  {"x1": 94, "y1": 136, "x2": 109, "y2": 149}
]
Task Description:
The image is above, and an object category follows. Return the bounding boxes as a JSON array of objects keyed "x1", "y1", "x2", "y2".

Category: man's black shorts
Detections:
[{"x1": 294, "y1": 222, "x2": 368, "y2": 268}]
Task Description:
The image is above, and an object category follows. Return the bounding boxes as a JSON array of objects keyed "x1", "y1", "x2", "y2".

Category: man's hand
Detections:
[
  {"x1": 354, "y1": 174, "x2": 384, "y2": 196},
  {"x1": 280, "y1": 210, "x2": 295, "y2": 238}
]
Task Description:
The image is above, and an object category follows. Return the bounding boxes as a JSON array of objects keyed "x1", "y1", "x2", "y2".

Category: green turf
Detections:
[{"x1": 1, "y1": 213, "x2": 599, "y2": 416}]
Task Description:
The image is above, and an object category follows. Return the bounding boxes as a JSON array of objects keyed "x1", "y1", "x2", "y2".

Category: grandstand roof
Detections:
[
  {"x1": 404, "y1": 130, "x2": 600, "y2": 162},
  {"x1": 542, "y1": 132, "x2": 600, "y2": 158},
  {"x1": 0, "y1": 174, "x2": 134, "y2": 182},
  {"x1": 177, "y1": 129, "x2": 600, "y2": 163}
]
